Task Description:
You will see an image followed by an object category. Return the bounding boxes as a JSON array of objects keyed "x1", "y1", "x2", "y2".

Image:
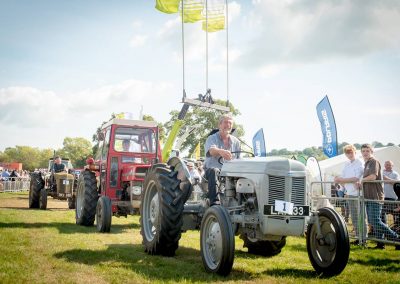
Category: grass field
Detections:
[{"x1": 0, "y1": 192, "x2": 399, "y2": 284}]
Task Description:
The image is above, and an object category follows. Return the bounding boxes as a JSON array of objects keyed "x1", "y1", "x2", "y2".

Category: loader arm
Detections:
[{"x1": 162, "y1": 103, "x2": 189, "y2": 162}]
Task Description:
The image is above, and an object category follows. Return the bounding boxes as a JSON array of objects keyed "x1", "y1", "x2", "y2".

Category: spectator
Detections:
[
  {"x1": 1, "y1": 169, "x2": 10, "y2": 181},
  {"x1": 9, "y1": 170, "x2": 20, "y2": 181},
  {"x1": 361, "y1": 144, "x2": 399, "y2": 249},
  {"x1": 381, "y1": 161, "x2": 400, "y2": 224},
  {"x1": 331, "y1": 183, "x2": 349, "y2": 222},
  {"x1": 196, "y1": 160, "x2": 204, "y2": 176},
  {"x1": 334, "y1": 144, "x2": 366, "y2": 244},
  {"x1": 187, "y1": 162, "x2": 201, "y2": 183},
  {"x1": 204, "y1": 114, "x2": 241, "y2": 206}
]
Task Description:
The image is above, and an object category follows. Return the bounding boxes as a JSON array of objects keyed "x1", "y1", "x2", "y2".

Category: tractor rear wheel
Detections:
[
  {"x1": 96, "y1": 196, "x2": 112, "y2": 232},
  {"x1": 39, "y1": 187, "x2": 47, "y2": 210},
  {"x1": 241, "y1": 234, "x2": 286, "y2": 256},
  {"x1": 29, "y1": 173, "x2": 43, "y2": 209},
  {"x1": 76, "y1": 170, "x2": 98, "y2": 226},
  {"x1": 200, "y1": 205, "x2": 235, "y2": 276},
  {"x1": 306, "y1": 207, "x2": 350, "y2": 277},
  {"x1": 140, "y1": 164, "x2": 187, "y2": 256}
]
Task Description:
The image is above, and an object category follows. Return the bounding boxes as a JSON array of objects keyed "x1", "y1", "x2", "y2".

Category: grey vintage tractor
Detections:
[{"x1": 140, "y1": 155, "x2": 350, "y2": 276}]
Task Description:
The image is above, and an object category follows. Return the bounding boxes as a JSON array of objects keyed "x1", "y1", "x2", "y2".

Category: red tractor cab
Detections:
[{"x1": 75, "y1": 118, "x2": 162, "y2": 232}]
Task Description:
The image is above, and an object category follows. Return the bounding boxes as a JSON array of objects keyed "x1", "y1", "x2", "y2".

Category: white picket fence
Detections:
[{"x1": 0, "y1": 177, "x2": 30, "y2": 192}]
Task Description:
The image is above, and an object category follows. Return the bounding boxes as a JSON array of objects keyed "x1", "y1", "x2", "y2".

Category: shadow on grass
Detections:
[
  {"x1": 54, "y1": 244, "x2": 253, "y2": 281},
  {"x1": 0, "y1": 222, "x2": 139, "y2": 234},
  {"x1": 350, "y1": 256, "x2": 400, "y2": 273},
  {"x1": 262, "y1": 267, "x2": 318, "y2": 278},
  {"x1": 0, "y1": 206, "x2": 71, "y2": 211}
]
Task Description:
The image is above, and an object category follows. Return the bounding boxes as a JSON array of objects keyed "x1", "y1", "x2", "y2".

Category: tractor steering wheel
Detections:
[{"x1": 218, "y1": 150, "x2": 255, "y2": 165}]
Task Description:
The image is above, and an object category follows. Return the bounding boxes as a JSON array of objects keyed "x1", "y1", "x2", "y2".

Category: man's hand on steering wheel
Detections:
[
  {"x1": 218, "y1": 150, "x2": 255, "y2": 165},
  {"x1": 219, "y1": 149, "x2": 233, "y2": 160}
]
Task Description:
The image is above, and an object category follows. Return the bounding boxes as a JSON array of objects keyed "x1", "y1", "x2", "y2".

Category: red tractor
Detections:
[{"x1": 75, "y1": 118, "x2": 162, "y2": 232}]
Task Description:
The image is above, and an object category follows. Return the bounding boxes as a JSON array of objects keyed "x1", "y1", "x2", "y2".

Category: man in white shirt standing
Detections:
[
  {"x1": 381, "y1": 160, "x2": 400, "y2": 224},
  {"x1": 334, "y1": 144, "x2": 366, "y2": 244}
]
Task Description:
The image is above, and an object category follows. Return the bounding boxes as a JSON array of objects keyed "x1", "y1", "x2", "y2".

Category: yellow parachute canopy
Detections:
[
  {"x1": 202, "y1": 0, "x2": 225, "y2": 32},
  {"x1": 182, "y1": 0, "x2": 203, "y2": 23},
  {"x1": 155, "y1": 0, "x2": 226, "y2": 32},
  {"x1": 155, "y1": 0, "x2": 180, "y2": 14},
  {"x1": 202, "y1": 15, "x2": 225, "y2": 32}
]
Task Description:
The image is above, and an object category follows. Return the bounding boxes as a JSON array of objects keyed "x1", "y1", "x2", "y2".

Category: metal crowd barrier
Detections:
[
  {"x1": 0, "y1": 177, "x2": 31, "y2": 192},
  {"x1": 310, "y1": 180, "x2": 400, "y2": 247}
]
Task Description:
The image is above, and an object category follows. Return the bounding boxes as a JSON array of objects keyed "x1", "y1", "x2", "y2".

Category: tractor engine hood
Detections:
[
  {"x1": 121, "y1": 165, "x2": 150, "y2": 182},
  {"x1": 220, "y1": 157, "x2": 306, "y2": 176}
]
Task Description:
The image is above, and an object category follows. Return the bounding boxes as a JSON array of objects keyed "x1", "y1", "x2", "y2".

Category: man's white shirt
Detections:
[{"x1": 341, "y1": 159, "x2": 364, "y2": 196}]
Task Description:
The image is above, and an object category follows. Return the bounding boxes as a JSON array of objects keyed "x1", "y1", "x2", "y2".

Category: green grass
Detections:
[{"x1": 0, "y1": 192, "x2": 399, "y2": 283}]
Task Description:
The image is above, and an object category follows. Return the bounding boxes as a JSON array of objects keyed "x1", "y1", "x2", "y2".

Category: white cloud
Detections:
[
  {"x1": 363, "y1": 107, "x2": 400, "y2": 116},
  {"x1": 228, "y1": 1, "x2": 241, "y2": 23},
  {"x1": 0, "y1": 80, "x2": 174, "y2": 129},
  {"x1": 129, "y1": 34, "x2": 147, "y2": 47},
  {"x1": 239, "y1": 0, "x2": 400, "y2": 71},
  {"x1": 0, "y1": 80, "x2": 177, "y2": 150},
  {"x1": 131, "y1": 20, "x2": 143, "y2": 29},
  {"x1": 0, "y1": 87, "x2": 67, "y2": 127}
]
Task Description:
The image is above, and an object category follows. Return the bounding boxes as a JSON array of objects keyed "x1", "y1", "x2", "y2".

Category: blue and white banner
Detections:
[
  {"x1": 316, "y1": 95, "x2": 338, "y2": 158},
  {"x1": 252, "y1": 128, "x2": 266, "y2": 157}
]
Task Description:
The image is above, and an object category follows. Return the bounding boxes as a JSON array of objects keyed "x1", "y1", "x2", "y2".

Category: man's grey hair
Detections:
[{"x1": 218, "y1": 113, "x2": 233, "y2": 125}]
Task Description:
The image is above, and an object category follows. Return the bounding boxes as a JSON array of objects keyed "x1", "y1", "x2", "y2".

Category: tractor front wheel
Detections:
[
  {"x1": 200, "y1": 205, "x2": 235, "y2": 276},
  {"x1": 306, "y1": 207, "x2": 350, "y2": 276},
  {"x1": 96, "y1": 196, "x2": 112, "y2": 232},
  {"x1": 67, "y1": 196, "x2": 76, "y2": 209},
  {"x1": 76, "y1": 170, "x2": 98, "y2": 226},
  {"x1": 29, "y1": 173, "x2": 43, "y2": 209},
  {"x1": 39, "y1": 187, "x2": 47, "y2": 210}
]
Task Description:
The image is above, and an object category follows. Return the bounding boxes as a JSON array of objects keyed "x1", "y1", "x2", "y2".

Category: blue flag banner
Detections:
[
  {"x1": 252, "y1": 128, "x2": 266, "y2": 157},
  {"x1": 316, "y1": 95, "x2": 338, "y2": 158}
]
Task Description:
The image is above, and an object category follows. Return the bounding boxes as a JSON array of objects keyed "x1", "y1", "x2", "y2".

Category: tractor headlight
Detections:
[{"x1": 131, "y1": 186, "x2": 142, "y2": 195}]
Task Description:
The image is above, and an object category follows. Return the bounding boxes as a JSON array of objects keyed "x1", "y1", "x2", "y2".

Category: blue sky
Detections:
[{"x1": 1, "y1": 0, "x2": 399, "y2": 152}]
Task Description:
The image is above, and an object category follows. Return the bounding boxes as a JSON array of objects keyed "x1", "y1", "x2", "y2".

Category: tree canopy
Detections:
[
  {"x1": 162, "y1": 99, "x2": 244, "y2": 157},
  {"x1": 0, "y1": 137, "x2": 92, "y2": 171},
  {"x1": 58, "y1": 137, "x2": 93, "y2": 168}
]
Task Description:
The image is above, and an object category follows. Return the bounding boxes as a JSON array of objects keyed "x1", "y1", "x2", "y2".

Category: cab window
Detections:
[{"x1": 114, "y1": 127, "x2": 156, "y2": 153}]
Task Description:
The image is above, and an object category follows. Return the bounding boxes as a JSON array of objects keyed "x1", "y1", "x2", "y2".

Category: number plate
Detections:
[
  {"x1": 264, "y1": 205, "x2": 309, "y2": 216},
  {"x1": 63, "y1": 180, "x2": 70, "y2": 185}
]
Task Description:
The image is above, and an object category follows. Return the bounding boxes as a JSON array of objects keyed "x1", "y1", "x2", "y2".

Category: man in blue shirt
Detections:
[
  {"x1": 1, "y1": 169, "x2": 10, "y2": 181},
  {"x1": 204, "y1": 114, "x2": 241, "y2": 206}
]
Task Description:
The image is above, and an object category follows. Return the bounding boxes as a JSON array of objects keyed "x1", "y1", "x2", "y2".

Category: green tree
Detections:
[
  {"x1": 2, "y1": 146, "x2": 42, "y2": 171},
  {"x1": 143, "y1": 114, "x2": 166, "y2": 142},
  {"x1": 92, "y1": 113, "x2": 117, "y2": 155},
  {"x1": 0, "y1": 151, "x2": 6, "y2": 163},
  {"x1": 163, "y1": 99, "x2": 243, "y2": 157},
  {"x1": 372, "y1": 141, "x2": 384, "y2": 148},
  {"x1": 38, "y1": 148, "x2": 56, "y2": 169},
  {"x1": 59, "y1": 137, "x2": 93, "y2": 168}
]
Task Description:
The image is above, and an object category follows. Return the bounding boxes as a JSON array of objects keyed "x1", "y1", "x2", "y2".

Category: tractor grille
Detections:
[
  {"x1": 291, "y1": 177, "x2": 305, "y2": 205},
  {"x1": 135, "y1": 167, "x2": 148, "y2": 179},
  {"x1": 268, "y1": 175, "x2": 285, "y2": 201},
  {"x1": 268, "y1": 175, "x2": 305, "y2": 205}
]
